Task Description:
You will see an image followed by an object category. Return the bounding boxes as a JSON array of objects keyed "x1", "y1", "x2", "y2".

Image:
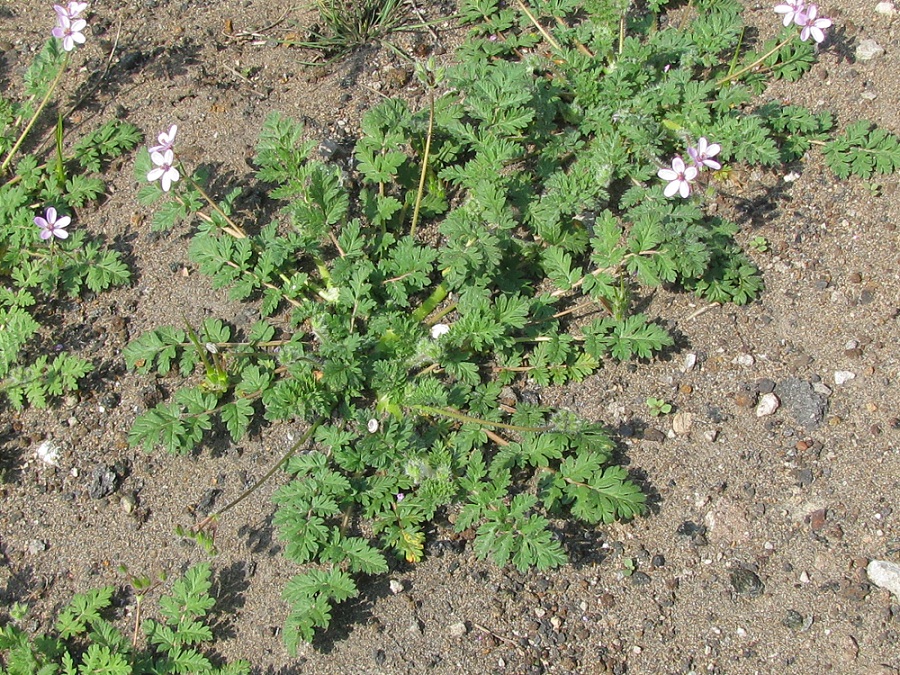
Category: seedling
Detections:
[{"x1": 646, "y1": 397, "x2": 673, "y2": 417}]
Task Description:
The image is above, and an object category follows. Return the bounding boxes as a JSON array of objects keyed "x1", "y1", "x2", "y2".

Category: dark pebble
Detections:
[
  {"x1": 643, "y1": 428, "x2": 666, "y2": 442},
  {"x1": 631, "y1": 572, "x2": 651, "y2": 585},
  {"x1": 373, "y1": 649, "x2": 386, "y2": 665},
  {"x1": 756, "y1": 378, "x2": 776, "y2": 394},
  {"x1": 860, "y1": 290, "x2": 875, "y2": 304},
  {"x1": 792, "y1": 468, "x2": 814, "y2": 488},
  {"x1": 651, "y1": 554, "x2": 666, "y2": 568},
  {"x1": 730, "y1": 568, "x2": 765, "y2": 597},
  {"x1": 783, "y1": 609, "x2": 805, "y2": 630},
  {"x1": 87, "y1": 465, "x2": 119, "y2": 499}
]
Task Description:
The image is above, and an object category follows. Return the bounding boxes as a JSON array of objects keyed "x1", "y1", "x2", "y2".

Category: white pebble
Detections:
[
  {"x1": 448, "y1": 621, "x2": 468, "y2": 637},
  {"x1": 682, "y1": 353, "x2": 697, "y2": 373},
  {"x1": 875, "y1": 1, "x2": 896, "y2": 15},
  {"x1": 672, "y1": 412, "x2": 693, "y2": 435},
  {"x1": 756, "y1": 393, "x2": 780, "y2": 417},
  {"x1": 834, "y1": 371, "x2": 856, "y2": 385},
  {"x1": 856, "y1": 39, "x2": 885, "y2": 61},
  {"x1": 783, "y1": 171, "x2": 801, "y2": 182},
  {"x1": 734, "y1": 353, "x2": 755, "y2": 367},
  {"x1": 389, "y1": 579, "x2": 404, "y2": 594},
  {"x1": 867, "y1": 560, "x2": 900, "y2": 600},
  {"x1": 35, "y1": 440, "x2": 60, "y2": 467}
]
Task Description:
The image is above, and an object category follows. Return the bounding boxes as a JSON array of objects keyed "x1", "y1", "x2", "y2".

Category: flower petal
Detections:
[{"x1": 663, "y1": 180, "x2": 681, "y2": 198}]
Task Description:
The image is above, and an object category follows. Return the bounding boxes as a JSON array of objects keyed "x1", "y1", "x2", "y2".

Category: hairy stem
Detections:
[{"x1": 1, "y1": 53, "x2": 70, "y2": 175}]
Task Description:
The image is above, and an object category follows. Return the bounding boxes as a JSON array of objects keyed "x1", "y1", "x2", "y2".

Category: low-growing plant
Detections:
[
  {"x1": 0, "y1": 563, "x2": 250, "y2": 675},
  {"x1": 749, "y1": 235, "x2": 770, "y2": 253},
  {"x1": 126, "y1": 0, "x2": 900, "y2": 649},
  {"x1": 0, "y1": 3, "x2": 139, "y2": 409},
  {"x1": 646, "y1": 397, "x2": 672, "y2": 417}
]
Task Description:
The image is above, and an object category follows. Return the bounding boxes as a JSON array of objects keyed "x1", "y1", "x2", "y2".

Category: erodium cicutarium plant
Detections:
[
  {"x1": 0, "y1": 4, "x2": 139, "y2": 408},
  {"x1": 128, "y1": 0, "x2": 900, "y2": 649}
]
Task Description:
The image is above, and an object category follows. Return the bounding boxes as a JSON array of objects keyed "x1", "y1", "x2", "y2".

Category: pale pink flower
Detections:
[
  {"x1": 774, "y1": 0, "x2": 806, "y2": 26},
  {"x1": 796, "y1": 4, "x2": 832, "y2": 43},
  {"x1": 147, "y1": 149, "x2": 180, "y2": 192},
  {"x1": 658, "y1": 156, "x2": 698, "y2": 198},
  {"x1": 51, "y1": 14, "x2": 87, "y2": 52},
  {"x1": 34, "y1": 207, "x2": 71, "y2": 240},
  {"x1": 148, "y1": 125, "x2": 178, "y2": 154},
  {"x1": 687, "y1": 137, "x2": 722, "y2": 171}
]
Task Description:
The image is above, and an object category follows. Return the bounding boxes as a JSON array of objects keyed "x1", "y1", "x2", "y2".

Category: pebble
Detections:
[
  {"x1": 734, "y1": 353, "x2": 755, "y2": 367},
  {"x1": 88, "y1": 465, "x2": 120, "y2": 499},
  {"x1": 389, "y1": 579, "x2": 404, "y2": 594},
  {"x1": 682, "y1": 353, "x2": 697, "y2": 373},
  {"x1": 775, "y1": 378, "x2": 827, "y2": 429},
  {"x1": 27, "y1": 539, "x2": 47, "y2": 555},
  {"x1": 856, "y1": 39, "x2": 885, "y2": 61},
  {"x1": 782, "y1": 609, "x2": 805, "y2": 630},
  {"x1": 875, "y1": 0, "x2": 896, "y2": 14},
  {"x1": 730, "y1": 569, "x2": 765, "y2": 597},
  {"x1": 448, "y1": 621, "x2": 467, "y2": 637},
  {"x1": 35, "y1": 440, "x2": 61, "y2": 467},
  {"x1": 672, "y1": 412, "x2": 693, "y2": 435},
  {"x1": 756, "y1": 393, "x2": 780, "y2": 417},
  {"x1": 834, "y1": 370, "x2": 856, "y2": 385},
  {"x1": 867, "y1": 560, "x2": 900, "y2": 600},
  {"x1": 643, "y1": 428, "x2": 666, "y2": 442}
]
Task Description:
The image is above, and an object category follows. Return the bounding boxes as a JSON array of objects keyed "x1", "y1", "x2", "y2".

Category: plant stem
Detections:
[
  {"x1": 1, "y1": 53, "x2": 70, "y2": 175},
  {"x1": 716, "y1": 36, "x2": 792, "y2": 86},
  {"x1": 195, "y1": 417, "x2": 323, "y2": 530},
  {"x1": 515, "y1": 0, "x2": 563, "y2": 52},
  {"x1": 409, "y1": 87, "x2": 435, "y2": 239},
  {"x1": 411, "y1": 282, "x2": 449, "y2": 322},
  {"x1": 413, "y1": 404, "x2": 552, "y2": 433},
  {"x1": 185, "y1": 172, "x2": 248, "y2": 239}
]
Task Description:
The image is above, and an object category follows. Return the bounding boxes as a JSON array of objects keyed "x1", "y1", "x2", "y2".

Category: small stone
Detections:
[
  {"x1": 630, "y1": 571, "x2": 652, "y2": 585},
  {"x1": 867, "y1": 560, "x2": 900, "y2": 600},
  {"x1": 672, "y1": 412, "x2": 693, "y2": 435},
  {"x1": 756, "y1": 393, "x2": 780, "y2": 417},
  {"x1": 448, "y1": 621, "x2": 467, "y2": 637},
  {"x1": 35, "y1": 440, "x2": 61, "y2": 467},
  {"x1": 843, "y1": 635, "x2": 859, "y2": 661},
  {"x1": 120, "y1": 492, "x2": 137, "y2": 514},
  {"x1": 848, "y1": 272, "x2": 863, "y2": 283},
  {"x1": 782, "y1": 610, "x2": 805, "y2": 630},
  {"x1": 642, "y1": 428, "x2": 666, "y2": 442},
  {"x1": 389, "y1": 579, "x2": 404, "y2": 594},
  {"x1": 834, "y1": 371, "x2": 856, "y2": 385},
  {"x1": 679, "y1": 383, "x2": 693, "y2": 395},
  {"x1": 875, "y1": 0, "x2": 896, "y2": 14},
  {"x1": 703, "y1": 429, "x2": 718, "y2": 442},
  {"x1": 809, "y1": 508, "x2": 827, "y2": 531},
  {"x1": 27, "y1": 539, "x2": 47, "y2": 555},
  {"x1": 856, "y1": 39, "x2": 885, "y2": 61},
  {"x1": 756, "y1": 378, "x2": 776, "y2": 394},
  {"x1": 734, "y1": 353, "x2": 755, "y2": 367},
  {"x1": 730, "y1": 569, "x2": 764, "y2": 597},
  {"x1": 792, "y1": 468, "x2": 814, "y2": 487},
  {"x1": 88, "y1": 465, "x2": 120, "y2": 499},
  {"x1": 682, "y1": 353, "x2": 697, "y2": 373},
  {"x1": 775, "y1": 378, "x2": 827, "y2": 429}
]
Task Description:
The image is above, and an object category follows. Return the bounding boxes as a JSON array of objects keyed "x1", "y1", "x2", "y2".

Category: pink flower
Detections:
[
  {"x1": 658, "y1": 156, "x2": 698, "y2": 198},
  {"x1": 51, "y1": 14, "x2": 87, "y2": 52},
  {"x1": 147, "y1": 149, "x2": 180, "y2": 192},
  {"x1": 687, "y1": 137, "x2": 722, "y2": 171},
  {"x1": 774, "y1": 0, "x2": 806, "y2": 26},
  {"x1": 796, "y1": 4, "x2": 832, "y2": 43},
  {"x1": 34, "y1": 207, "x2": 71, "y2": 240},
  {"x1": 53, "y1": 1, "x2": 87, "y2": 21},
  {"x1": 148, "y1": 124, "x2": 178, "y2": 154}
]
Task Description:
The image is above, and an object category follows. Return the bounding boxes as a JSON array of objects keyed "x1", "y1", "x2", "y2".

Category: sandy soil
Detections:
[{"x1": 1, "y1": 0, "x2": 899, "y2": 673}]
